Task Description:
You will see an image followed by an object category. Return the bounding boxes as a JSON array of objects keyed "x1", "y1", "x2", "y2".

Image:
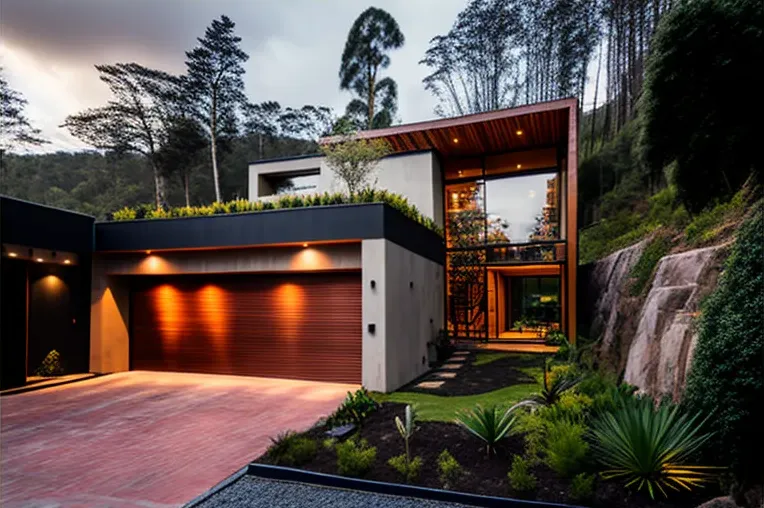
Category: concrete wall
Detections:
[
  {"x1": 361, "y1": 239, "x2": 444, "y2": 392},
  {"x1": 249, "y1": 151, "x2": 444, "y2": 227},
  {"x1": 90, "y1": 243, "x2": 361, "y2": 373}
]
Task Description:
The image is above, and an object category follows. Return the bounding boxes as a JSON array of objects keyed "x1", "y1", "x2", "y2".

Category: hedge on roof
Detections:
[{"x1": 110, "y1": 189, "x2": 443, "y2": 236}]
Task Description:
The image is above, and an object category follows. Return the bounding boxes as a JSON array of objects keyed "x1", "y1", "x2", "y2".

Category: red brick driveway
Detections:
[{"x1": 1, "y1": 371, "x2": 355, "y2": 507}]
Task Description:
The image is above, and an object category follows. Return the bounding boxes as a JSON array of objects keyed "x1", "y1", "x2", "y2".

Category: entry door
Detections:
[{"x1": 130, "y1": 272, "x2": 362, "y2": 383}]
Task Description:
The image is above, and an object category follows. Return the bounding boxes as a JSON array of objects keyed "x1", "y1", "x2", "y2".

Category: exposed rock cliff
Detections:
[{"x1": 586, "y1": 240, "x2": 729, "y2": 400}]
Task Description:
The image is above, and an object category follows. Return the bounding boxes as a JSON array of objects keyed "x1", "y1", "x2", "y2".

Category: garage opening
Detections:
[{"x1": 130, "y1": 271, "x2": 361, "y2": 383}]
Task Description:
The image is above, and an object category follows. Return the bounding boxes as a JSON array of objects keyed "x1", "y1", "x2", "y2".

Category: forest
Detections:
[{"x1": 1, "y1": 0, "x2": 761, "y2": 229}]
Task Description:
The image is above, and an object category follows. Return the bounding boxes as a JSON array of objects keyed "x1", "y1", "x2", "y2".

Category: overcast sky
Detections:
[{"x1": 1, "y1": 0, "x2": 602, "y2": 153}]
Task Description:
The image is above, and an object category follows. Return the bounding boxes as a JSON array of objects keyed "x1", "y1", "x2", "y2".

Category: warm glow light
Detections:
[
  {"x1": 517, "y1": 164, "x2": 522, "y2": 169},
  {"x1": 156, "y1": 284, "x2": 184, "y2": 349},
  {"x1": 451, "y1": 192, "x2": 459, "y2": 201},
  {"x1": 36, "y1": 258, "x2": 44, "y2": 262},
  {"x1": 9, "y1": 252, "x2": 17, "y2": 257},
  {"x1": 146, "y1": 250, "x2": 151, "y2": 255},
  {"x1": 458, "y1": 171, "x2": 463, "y2": 176},
  {"x1": 276, "y1": 283, "x2": 304, "y2": 340},
  {"x1": 64, "y1": 259, "x2": 71, "y2": 264},
  {"x1": 302, "y1": 243, "x2": 308, "y2": 248},
  {"x1": 452, "y1": 138, "x2": 459, "y2": 143},
  {"x1": 516, "y1": 130, "x2": 523, "y2": 135},
  {"x1": 198, "y1": 285, "x2": 229, "y2": 359}
]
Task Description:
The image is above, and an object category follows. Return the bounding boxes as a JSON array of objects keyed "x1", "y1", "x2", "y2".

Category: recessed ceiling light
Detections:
[
  {"x1": 302, "y1": 243, "x2": 309, "y2": 248},
  {"x1": 516, "y1": 130, "x2": 523, "y2": 136},
  {"x1": 458, "y1": 171, "x2": 463, "y2": 176},
  {"x1": 517, "y1": 164, "x2": 522, "y2": 169},
  {"x1": 36, "y1": 258, "x2": 44, "y2": 263},
  {"x1": 64, "y1": 259, "x2": 71, "y2": 264},
  {"x1": 453, "y1": 138, "x2": 459, "y2": 144},
  {"x1": 9, "y1": 252, "x2": 17, "y2": 257},
  {"x1": 146, "y1": 250, "x2": 151, "y2": 255}
]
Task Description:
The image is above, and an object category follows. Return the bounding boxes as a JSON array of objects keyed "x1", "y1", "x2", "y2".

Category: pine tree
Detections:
[
  {"x1": 339, "y1": 7, "x2": 405, "y2": 129},
  {"x1": 1, "y1": 68, "x2": 47, "y2": 154},
  {"x1": 185, "y1": 15, "x2": 249, "y2": 202}
]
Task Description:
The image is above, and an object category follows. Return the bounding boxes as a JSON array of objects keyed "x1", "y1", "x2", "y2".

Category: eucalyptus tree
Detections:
[
  {"x1": 185, "y1": 15, "x2": 249, "y2": 202},
  {"x1": 62, "y1": 63, "x2": 181, "y2": 208},
  {"x1": 339, "y1": 7, "x2": 405, "y2": 129},
  {"x1": 1, "y1": 69, "x2": 47, "y2": 155}
]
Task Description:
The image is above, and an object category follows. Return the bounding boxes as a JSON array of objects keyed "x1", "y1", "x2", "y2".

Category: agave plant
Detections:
[
  {"x1": 589, "y1": 398, "x2": 717, "y2": 499},
  {"x1": 526, "y1": 363, "x2": 582, "y2": 406},
  {"x1": 395, "y1": 405, "x2": 418, "y2": 465},
  {"x1": 455, "y1": 403, "x2": 525, "y2": 457}
]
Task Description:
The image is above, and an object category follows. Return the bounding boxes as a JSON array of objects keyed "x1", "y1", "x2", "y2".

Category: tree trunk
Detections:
[
  {"x1": 590, "y1": 40, "x2": 603, "y2": 155},
  {"x1": 152, "y1": 163, "x2": 168, "y2": 209},
  {"x1": 184, "y1": 171, "x2": 190, "y2": 207},
  {"x1": 367, "y1": 64, "x2": 375, "y2": 130},
  {"x1": 210, "y1": 90, "x2": 221, "y2": 202}
]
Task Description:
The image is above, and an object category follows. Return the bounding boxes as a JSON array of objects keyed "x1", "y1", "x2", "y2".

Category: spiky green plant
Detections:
[
  {"x1": 526, "y1": 362, "x2": 582, "y2": 406},
  {"x1": 395, "y1": 404, "x2": 417, "y2": 468},
  {"x1": 455, "y1": 403, "x2": 523, "y2": 457},
  {"x1": 590, "y1": 398, "x2": 717, "y2": 499}
]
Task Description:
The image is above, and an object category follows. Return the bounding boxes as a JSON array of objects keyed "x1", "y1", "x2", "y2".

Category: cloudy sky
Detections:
[
  {"x1": 1, "y1": 0, "x2": 602, "y2": 153},
  {"x1": 1, "y1": 0, "x2": 471, "y2": 151}
]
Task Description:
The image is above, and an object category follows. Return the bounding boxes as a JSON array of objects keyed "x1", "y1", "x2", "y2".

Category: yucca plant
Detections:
[
  {"x1": 526, "y1": 362, "x2": 582, "y2": 407},
  {"x1": 455, "y1": 403, "x2": 524, "y2": 457},
  {"x1": 590, "y1": 398, "x2": 717, "y2": 499}
]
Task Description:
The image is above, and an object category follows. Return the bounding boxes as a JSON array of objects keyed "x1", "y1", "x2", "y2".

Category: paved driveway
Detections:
[{"x1": 0, "y1": 371, "x2": 355, "y2": 507}]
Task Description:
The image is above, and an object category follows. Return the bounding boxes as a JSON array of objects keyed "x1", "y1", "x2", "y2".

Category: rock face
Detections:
[{"x1": 586, "y1": 241, "x2": 729, "y2": 400}]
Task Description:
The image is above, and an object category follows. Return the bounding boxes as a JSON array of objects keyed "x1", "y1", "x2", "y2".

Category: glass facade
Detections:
[{"x1": 445, "y1": 151, "x2": 565, "y2": 340}]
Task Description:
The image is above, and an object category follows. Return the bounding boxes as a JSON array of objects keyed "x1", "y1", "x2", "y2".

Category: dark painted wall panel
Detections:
[
  {"x1": 1, "y1": 258, "x2": 27, "y2": 389},
  {"x1": 0, "y1": 196, "x2": 94, "y2": 253}
]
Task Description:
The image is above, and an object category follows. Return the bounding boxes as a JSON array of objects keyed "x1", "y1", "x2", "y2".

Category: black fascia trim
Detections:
[
  {"x1": 246, "y1": 464, "x2": 583, "y2": 508},
  {"x1": 0, "y1": 195, "x2": 95, "y2": 253}
]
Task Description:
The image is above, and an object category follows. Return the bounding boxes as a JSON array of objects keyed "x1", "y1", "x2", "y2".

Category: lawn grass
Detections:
[
  {"x1": 372, "y1": 364, "x2": 543, "y2": 422},
  {"x1": 471, "y1": 352, "x2": 509, "y2": 366}
]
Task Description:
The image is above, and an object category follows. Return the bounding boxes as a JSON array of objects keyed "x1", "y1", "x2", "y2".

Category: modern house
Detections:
[{"x1": 0, "y1": 98, "x2": 577, "y2": 393}]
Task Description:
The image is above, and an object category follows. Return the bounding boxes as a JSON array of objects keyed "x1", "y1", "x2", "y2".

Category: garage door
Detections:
[{"x1": 130, "y1": 272, "x2": 361, "y2": 383}]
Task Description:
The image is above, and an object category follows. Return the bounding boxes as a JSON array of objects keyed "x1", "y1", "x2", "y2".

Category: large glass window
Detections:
[
  {"x1": 508, "y1": 276, "x2": 561, "y2": 328},
  {"x1": 484, "y1": 173, "x2": 559, "y2": 244},
  {"x1": 264, "y1": 173, "x2": 319, "y2": 196},
  {"x1": 445, "y1": 181, "x2": 485, "y2": 248}
]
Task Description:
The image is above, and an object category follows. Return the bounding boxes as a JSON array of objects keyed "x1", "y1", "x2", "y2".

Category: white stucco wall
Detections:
[
  {"x1": 361, "y1": 239, "x2": 444, "y2": 392},
  {"x1": 249, "y1": 151, "x2": 443, "y2": 227}
]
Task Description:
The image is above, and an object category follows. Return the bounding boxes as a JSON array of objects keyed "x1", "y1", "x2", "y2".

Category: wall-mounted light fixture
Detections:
[
  {"x1": 409, "y1": 281, "x2": 414, "y2": 289},
  {"x1": 367, "y1": 323, "x2": 376, "y2": 334},
  {"x1": 370, "y1": 280, "x2": 376, "y2": 289},
  {"x1": 8, "y1": 252, "x2": 17, "y2": 257}
]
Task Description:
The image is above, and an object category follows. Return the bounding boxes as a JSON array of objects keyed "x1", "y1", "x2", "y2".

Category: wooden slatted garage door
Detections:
[{"x1": 130, "y1": 272, "x2": 361, "y2": 383}]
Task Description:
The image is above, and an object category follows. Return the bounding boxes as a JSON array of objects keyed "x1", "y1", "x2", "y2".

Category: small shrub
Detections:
[
  {"x1": 544, "y1": 330, "x2": 567, "y2": 346},
  {"x1": 112, "y1": 207, "x2": 137, "y2": 220},
  {"x1": 437, "y1": 450, "x2": 462, "y2": 488},
  {"x1": 34, "y1": 350, "x2": 64, "y2": 376},
  {"x1": 393, "y1": 405, "x2": 418, "y2": 479},
  {"x1": 569, "y1": 473, "x2": 595, "y2": 502},
  {"x1": 322, "y1": 438, "x2": 336, "y2": 450},
  {"x1": 336, "y1": 438, "x2": 377, "y2": 477},
  {"x1": 327, "y1": 387, "x2": 379, "y2": 427},
  {"x1": 508, "y1": 455, "x2": 537, "y2": 493},
  {"x1": 388, "y1": 454, "x2": 423, "y2": 483},
  {"x1": 455, "y1": 403, "x2": 523, "y2": 457},
  {"x1": 543, "y1": 419, "x2": 589, "y2": 477},
  {"x1": 266, "y1": 431, "x2": 318, "y2": 467},
  {"x1": 525, "y1": 363, "x2": 582, "y2": 407}
]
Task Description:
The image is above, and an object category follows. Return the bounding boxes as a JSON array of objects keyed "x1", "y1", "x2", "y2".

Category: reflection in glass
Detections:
[
  {"x1": 267, "y1": 173, "x2": 319, "y2": 196},
  {"x1": 447, "y1": 251, "x2": 486, "y2": 340},
  {"x1": 445, "y1": 181, "x2": 485, "y2": 248},
  {"x1": 508, "y1": 277, "x2": 561, "y2": 328},
  {"x1": 484, "y1": 173, "x2": 559, "y2": 244}
]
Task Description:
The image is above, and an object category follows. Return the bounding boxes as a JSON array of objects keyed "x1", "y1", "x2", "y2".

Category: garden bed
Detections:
[{"x1": 255, "y1": 402, "x2": 715, "y2": 508}]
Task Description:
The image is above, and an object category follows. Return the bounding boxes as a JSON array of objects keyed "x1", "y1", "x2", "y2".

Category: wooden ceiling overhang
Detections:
[{"x1": 321, "y1": 98, "x2": 576, "y2": 158}]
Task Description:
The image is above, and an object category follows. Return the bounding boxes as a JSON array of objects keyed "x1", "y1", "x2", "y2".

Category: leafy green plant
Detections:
[
  {"x1": 336, "y1": 437, "x2": 377, "y2": 477},
  {"x1": 683, "y1": 203, "x2": 763, "y2": 492},
  {"x1": 508, "y1": 455, "x2": 537, "y2": 493},
  {"x1": 455, "y1": 403, "x2": 524, "y2": 457},
  {"x1": 629, "y1": 231, "x2": 672, "y2": 296},
  {"x1": 388, "y1": 454, "x2": 423, "y2": 483},
  {"x1": 590, "y1": 398, "x2": 716, "y2": 499},
  {"x1": 266, "y1": 431, "x2": 317, "y2": 466},
  {"x1": 542, "y1": 419, "x2": 589, "y2": 477},
  {"x1": 437, "y1": 450, "x2": 462, "y2": 488},
  {"x1": 525, "y1": 363, "x2": 582, "y2": 407},
  {"x1": 394, "y1": 405, "x2": 418, "y2": 478},
  {"x1": 544, "y1": 330, "x2": 567, "y2": 346},
  {"x1": 569, "y1": 473, "x2": 595, "y2": 502},
  {"x1": 327, "y1": 387, "x2": 379, "y2": 427},
  {"x1": 34, "y1": 350, "x2": 64, "y2": 376},
  {"x1": 322, "y1": 438, "x2": 337, "y2": 450}
]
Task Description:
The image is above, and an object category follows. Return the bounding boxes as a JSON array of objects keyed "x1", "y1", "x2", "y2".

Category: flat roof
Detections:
[{"x1": 247, "y1": 153, "x2": 322, "y2": 166}]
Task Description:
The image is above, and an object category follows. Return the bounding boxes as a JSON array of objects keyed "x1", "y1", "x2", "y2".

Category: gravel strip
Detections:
[{"x1": 195, "y1": 475, "x2": 470, "y2": 508}]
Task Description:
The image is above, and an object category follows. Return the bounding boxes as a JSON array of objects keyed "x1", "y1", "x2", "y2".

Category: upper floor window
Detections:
[{"x1": 264, "y1": 172, "x2": 319, "y2": 196}]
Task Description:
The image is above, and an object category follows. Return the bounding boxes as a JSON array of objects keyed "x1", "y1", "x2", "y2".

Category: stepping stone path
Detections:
[
  {"x1": 415, "y1": 380, "x2": 445, "y2": 389},
  {"x1": 439, "y1": 363, "x2": 464, "y2": 370},
  {"x1": 433, "y1": 372, "x2": 457, "y2": 379}
]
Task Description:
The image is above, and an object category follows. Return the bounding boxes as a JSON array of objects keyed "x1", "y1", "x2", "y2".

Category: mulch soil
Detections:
[
  {"x1": 257, "y1": 403, "x2": 718, "y2": 508},
  {"x1": 402, "y1": 352, "x2": 545, "y2": 396}
]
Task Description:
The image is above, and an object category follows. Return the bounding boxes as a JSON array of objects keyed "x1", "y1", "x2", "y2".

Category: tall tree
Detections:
[
  {"x1": 339, "y1": 7, "x2": 405, "y2": 129},
  {"x1": 1, "y1": 68, "x2": 47, "y2": 155},
  {"x1": 62, "y1": 63, "x2": 180, "y2": 208},
  {"x1": 185, "y1": 15, "x2": 249, "y2": 202}
]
